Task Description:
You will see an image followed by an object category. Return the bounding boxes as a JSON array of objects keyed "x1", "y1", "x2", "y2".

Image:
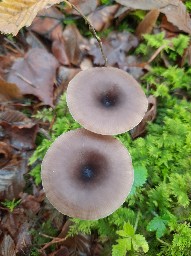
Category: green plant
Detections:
[
  {"x1": 112, "y1": 222, "x2": 149, "y2": 255},
  {"x1": 1, "y1": 198, "x2": 21, "y2": 212},
  {"x1": 136, "y1": 32, "x2": 190, "y2": 63}
]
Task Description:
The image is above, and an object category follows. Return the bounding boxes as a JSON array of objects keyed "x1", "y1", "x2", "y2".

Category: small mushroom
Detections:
[
  {"x1": 66, "y1": 67, "x2": 148, "y2": 135},
  {"x1": 41, "y1": 128, "x2": 134, "y2": 220}
]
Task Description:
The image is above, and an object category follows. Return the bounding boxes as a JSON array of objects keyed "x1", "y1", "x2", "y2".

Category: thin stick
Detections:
[
  {"x1": 134, "y1": 210, "x2": 140, "y2": 233},
  {"x1": 39, "y1": 233, "x2": 67, "y2": 251},
  {"x1": 63, "y1": 0, "x2": 108, "y2": 66},
  {"x1": 148, "y1": 45, "x2": 167, "y2": 64},
  {"x1": 157, "y1": 238, "x2": 170, "y2": 246}
]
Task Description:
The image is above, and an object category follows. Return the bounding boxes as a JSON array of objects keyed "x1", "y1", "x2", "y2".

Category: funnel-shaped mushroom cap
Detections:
[
  {"x1": 66, "y1": 67, "x2": 148, "y2": 135},
  {"x1": 41, "y1": 129, "x2": 134, "y2": 220}
]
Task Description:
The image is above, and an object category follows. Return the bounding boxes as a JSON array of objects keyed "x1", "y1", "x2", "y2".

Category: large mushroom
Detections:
[
  {"x1": 41, "y1": 128, "x2": 134, "y2": 220},
  {"x1": 66, "y1": 67, "x2": 148, "y2": 135}
]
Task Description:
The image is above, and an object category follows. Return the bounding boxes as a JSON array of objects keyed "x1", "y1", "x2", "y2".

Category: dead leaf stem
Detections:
[{"x1": 63, "y1": 0, "x2": 108, "y2": 66}]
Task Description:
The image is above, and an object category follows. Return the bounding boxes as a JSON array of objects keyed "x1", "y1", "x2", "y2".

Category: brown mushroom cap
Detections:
[
  {"x1": 41, "y1": 128, "x2": 134, "y2": 220},
  {"x1": 66, "y1": 67, "x2": 148, "y2": 135}
]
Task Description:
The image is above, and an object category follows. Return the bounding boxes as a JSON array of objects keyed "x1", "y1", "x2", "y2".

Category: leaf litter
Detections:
[{"x1": 0, "y1": 0, "x2": 191, "y2": 255}]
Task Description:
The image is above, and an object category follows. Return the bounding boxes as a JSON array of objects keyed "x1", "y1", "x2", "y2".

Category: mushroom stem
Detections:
[{"x1": 63, "y1": 0, "x2": 108, "y2": 66}]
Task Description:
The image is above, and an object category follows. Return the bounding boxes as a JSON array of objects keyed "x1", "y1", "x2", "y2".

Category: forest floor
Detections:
[{"x1": 0, "y1": 1, "x2": 191, "y2": 256}]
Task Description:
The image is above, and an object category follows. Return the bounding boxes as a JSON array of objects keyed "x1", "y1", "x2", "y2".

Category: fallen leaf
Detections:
[
  {"x1": 52, "y1": 24, "x2": 87, "y2": 66},
  {"x1": 0, "y1": 79, "x2": 22, "y2": 102},
  {"x1": 161, "y1": 15, "x2": 180, "y2": 33},
  {"x1": 64, "y1": 0, "x2": 98, "y2": 15},
  {"x1": 130, "y1": 95, "x2": 157, "y2": 139},
  {"x1": 115, "y1": 0, "x2": 177, "y2": 10},
  {"x1": 7, "y1": 48, "x2": 59, "y2": 106},
  {"x1": 89, "y1": 31, "x2": 138, "y2": 66},
  {"x1": 30, "y1": 7, "x2": 64, "y2": 41},
  {"x1": 52, "y1": 38, "x2": 70, "y2": 66},
  {"x1": 0, "y1": 152, "x2": 28, "y2": 199},
  {"x1": 115, "y1": 6, "x2": 131, "y2": 26},
  {"x1": 0, "y1": 109, "x2": 39, "y2": 150},
  {"x1": 160, "y1": 1, "x2": 191, "y2": 35},
  {"x1": 55, "y1": 66, "x2": 81, "y2": 98},
  {"x1": 26, "y1": 31, "x2": 48, "y2": 50},
  {"x1": 0, "y1": 142, "x2": 12, "y2": 168},
  {"x1": 87, "y1": 5, "x2": 119, "y2": 31},
  {"x1": 21, "y1": 194, "x2": 42, "y2": 214},
  {"x1": 136, "y1": 10, "x2": 160, "y2": 39},
  {"x1": 116, "y1": 0, "x2": 191, "y2": 35},
  {"x1": 15, "y1": 222, "x2": 32, "y2": 254},
  {"x1": 1, "y1": 208, "x2": 32, "y2": 254},
  {"x1": 0, "y1": 0, "x2": 65, "y2": 35},
  {"x1": 0, "y1": 53, "x2": 22, "y2": 79},
  {"x1": 0, "y1": 235, "x2": 16, "y2": 256},
  {"x1": 119, "y1": 55, "x2": 145, "y2": 79}
]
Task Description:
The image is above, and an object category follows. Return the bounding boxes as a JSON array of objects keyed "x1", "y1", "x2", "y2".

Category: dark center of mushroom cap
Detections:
[
  {"x1": 81, "y1": 165, "x2": 95, "y2": 181},
  {"x1": 99, "y1": 86, "x2": 120, "y2": 109},
  {"x1": 76, "y1": 151, "x2": 108, "y2": 186}
]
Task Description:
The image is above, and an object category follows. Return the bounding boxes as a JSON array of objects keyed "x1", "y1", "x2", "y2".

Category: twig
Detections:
[
  {"x1": 148, "y1": 45, "x2": 167, "y2": 64},
  {"x1": 39, "y1": 233, "x2": 67, "y2": 251},
  {"x1": 63, "y1": 0, "x2": 107, "y2": 66}
]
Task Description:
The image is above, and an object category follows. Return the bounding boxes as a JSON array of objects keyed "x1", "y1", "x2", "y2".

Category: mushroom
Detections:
[
  {"x1": 41, "y1": 128, "x2": 134, "y2": 220},
  {"x1": 66, "y1": 67, "x2": 148, "y2": 135}
]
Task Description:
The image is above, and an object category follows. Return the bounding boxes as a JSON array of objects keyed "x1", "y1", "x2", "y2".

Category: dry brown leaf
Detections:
[
  {"x1": 0, "y1": 142, "x2": 12, "y2": 168},
  {"x1": 52, "y1": 24, "x2": 83, "y2": 66},
  {"x1": 160, "y1": 1, "x2": 191, "y2": 34},
  {"x1": 88, "y1": 5, "x2": 119, "y2": 32},
  {"x1": 0, "y1": 0, "x2": 64, "y2": 35},
  {"x1": 136, "y1": 9, "x2": 160, "y2": 38},
  {"x1": 0, "y1": 109, "x2": 39, "y2": 150},
  {"x1": 0, "y1": 79, "x2": 22, "y2": 102},
  {"x1": 130, "y1": 95, "x2": 157, "y2": 139},
  {"x1": 52, "y1": 38, "x2": 70, "y2": 66},
  {"x1": 116, "y1": 0, "x2": 191, "y2": 35},
  {"x1": 0, "y1": 152, "x2": 27, "y2": 199},
  {"x1": 115, "y1": 0, "x2": 178, "y2": 10},
  {"x1": 1, "y1": 208, "x2": 32, "y2": 254},
  {"x1": 161, "y1": 15, "x2": 180, "y2": 33},
  {"x1": 26, "y1": 31, "x2": 48, "y2": 50},
  {"x1": 7, "y1": 48, "x2": 59, "y2": 106},
  {"x1": 89, "y1": 31, "x2": 138, "y2": 66},
  {"x1": 0, "y1": 235, "x2": 16, "y2": 256},
  {"x1": 29, "y1": 7, "x2": 64, "y2": 41}
]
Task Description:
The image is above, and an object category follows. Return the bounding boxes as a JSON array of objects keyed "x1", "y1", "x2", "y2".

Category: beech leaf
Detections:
[
  {"x1": 115, "y1": 0, "x2": 178, "y2": 10},
  {"x1": 160, "y1": 1, "x2": 191, "y2": 35},
  {"x1": 0, "y1": 0, "x2": 64, "y2": 35},
  {"x1": 7, "y1": 48, "x2": 59, "y2": 106}
]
